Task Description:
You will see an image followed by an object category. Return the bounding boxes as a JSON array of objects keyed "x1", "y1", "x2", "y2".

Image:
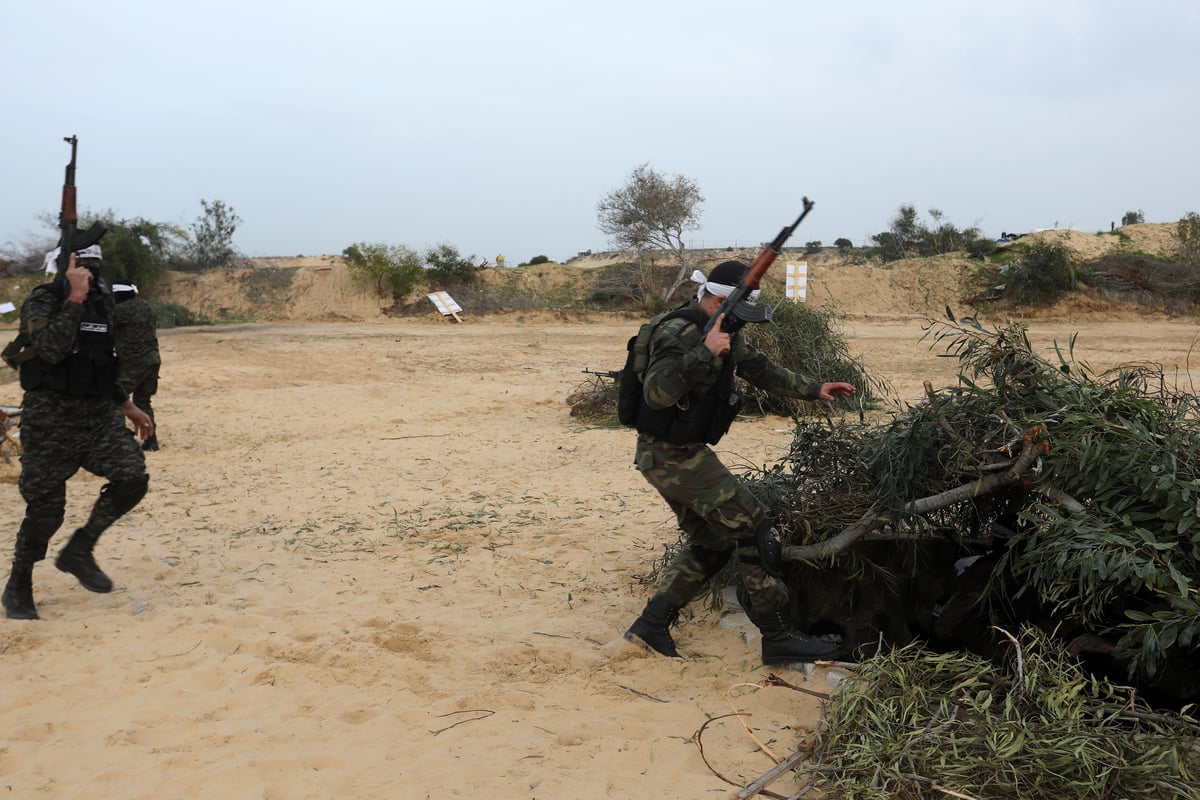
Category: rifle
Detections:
[
  {"x1": 582, "y1": 368, "x2": 620, "y2": 380},
  {"x1": 704, "y1": 197, "x2": 815, "y2": 335},
  {"x1": 54, "y1": 135, "x2": 106, "y2": 273}
]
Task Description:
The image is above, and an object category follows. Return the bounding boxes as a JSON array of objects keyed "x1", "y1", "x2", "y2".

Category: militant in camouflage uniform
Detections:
[
  {"x1": 624, "y1": 260, "x2": 858, "y2": 665},
  {"x1": 2, "y1": 246, "x2": 154, "y2": 620},
  {"x1": 112, "y1": 283, "x2": 162, "y2": 451}
]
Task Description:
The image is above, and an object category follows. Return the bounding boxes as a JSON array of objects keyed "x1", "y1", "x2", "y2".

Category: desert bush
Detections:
[
  {"x1": 521, "y1": 255, "x2": 550, "y2": 266},
  {"x1": 342, "y1": 242, "x2": 424, "y2": 301},
  {"x1": 148, "y1": 300, "x2": 211, "y2": 328},
  {"x1": 1122, "y1": 209, "x2": 1146, "y2": 226},
  {"x1": 424, "y1": 243, "x2": 476, "y2": 287},
  {"x1": 1002, "y1": 240, "x2": 1085, "y2": 305},
  {"x1": 834, "y1": 237, "x2": 853, "y2": 252},
  {"x1": 1178, "y1": 211, "x2": 1200, "y2": 267},
  {"x1": 871, "y1": 204, "x2": 982, "y2": 262},
  {"x1": 178, "y1": 199, "x2": 241, "y2": 270}
]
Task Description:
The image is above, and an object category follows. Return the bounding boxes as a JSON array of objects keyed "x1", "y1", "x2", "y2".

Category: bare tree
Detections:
[{"x1": 596, "y1": 163, "x2": 703, "y2": 303}]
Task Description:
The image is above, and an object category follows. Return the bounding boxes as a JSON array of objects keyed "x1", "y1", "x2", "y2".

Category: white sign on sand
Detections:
[
  {"x1": 785, "y1": 261, "x2": 808, "y2": 302},
  {"x1": 427, "y1": 291, "x2": 463, "y2": 321}
]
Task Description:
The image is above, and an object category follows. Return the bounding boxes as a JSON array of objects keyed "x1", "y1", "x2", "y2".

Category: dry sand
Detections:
[{"x1": 1, "y1": 237, "x2": 1198, "y2": 798}]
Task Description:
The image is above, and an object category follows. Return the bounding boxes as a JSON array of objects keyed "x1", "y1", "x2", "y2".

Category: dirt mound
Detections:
[{"x1": 147, "y1": 224, "x2": 1189, "y2": 324}]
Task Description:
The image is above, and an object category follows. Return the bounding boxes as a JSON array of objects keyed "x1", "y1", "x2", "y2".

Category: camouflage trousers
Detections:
[
  {"x1": 635, "y1": 436, "x2": 788, "y2": 616},
  {"x1": 13, "y1": 391, "x2": 148, "y2": 562}
]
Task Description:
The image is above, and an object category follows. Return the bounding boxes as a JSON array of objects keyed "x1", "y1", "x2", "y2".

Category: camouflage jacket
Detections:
[
  {"x1": 112, "y1": 297, "x2": 161, "y2": 389},
  {"x1": 18, "y1": 279, "x2": 127, "y2": 405},
  {"x1": 642, "y1": 311, "x2": 823, "y2": 412}
]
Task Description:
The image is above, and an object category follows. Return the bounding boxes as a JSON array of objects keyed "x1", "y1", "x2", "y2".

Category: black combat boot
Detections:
[
  {"x1": 755, "y1": 609, "x2": 840, "y2": 665},
  {"x1": 55, "y1": 531, "x2": 113, "y2": 593},
  {"x1": 625, "y1": 596, "x2": 683, "y2": 658},
  {"x1": 2, "y1": 560, "x2": 38, "y2": 620}
]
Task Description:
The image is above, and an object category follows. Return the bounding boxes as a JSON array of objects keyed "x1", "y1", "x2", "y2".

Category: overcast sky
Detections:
[{"x1": 3, "y1": 1, "x2": 1197, "y2": 265}]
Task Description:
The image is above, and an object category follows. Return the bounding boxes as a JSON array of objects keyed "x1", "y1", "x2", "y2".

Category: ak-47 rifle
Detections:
[
  {"x1": 704, "y1": 197, "x2": 815, "y2": 335},
  {"x1": 581, "y1": 368, "x2": 620, "y2": 381},
  {"x1": 54, "y1": 135, "x2": 106, "y2": 273}
]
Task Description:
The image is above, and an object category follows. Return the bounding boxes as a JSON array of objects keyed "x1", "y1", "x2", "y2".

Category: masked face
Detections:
[{"x1": 77, "y1": 258, "x2": 101, "y2": 282}]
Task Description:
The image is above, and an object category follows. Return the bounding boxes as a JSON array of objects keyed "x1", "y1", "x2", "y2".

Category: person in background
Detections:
[
  {"x1": 112, "y1": 282, "x2": 162, "y2": 451},
  {"x1": 1, "y1": 245, "x2": 153, "y2": 620},
  {"x1": 623, "y1": 260, "x2": 857, "y2": 665}
]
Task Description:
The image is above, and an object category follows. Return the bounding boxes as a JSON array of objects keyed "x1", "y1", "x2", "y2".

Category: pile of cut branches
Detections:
[
  {"x1": 742, "y1": 314, "x2": 1200, "y2": 698},
  {"x1": 804, "y1": 630, "x2": 1200, "y2": 800}
]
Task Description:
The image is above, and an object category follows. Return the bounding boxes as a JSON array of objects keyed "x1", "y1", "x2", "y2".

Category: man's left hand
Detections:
[{"x1": 817, "y1": 382, "x2": 857, "y2": 403}]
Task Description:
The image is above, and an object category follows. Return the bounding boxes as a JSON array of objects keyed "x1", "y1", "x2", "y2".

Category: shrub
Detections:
[
  {"x1": 834, "y1": 238, "x2": 853, "y2": 252},
  {"x1": 1121, "y1": 209, "x2": 1146, "y2": 226},
  {"x1": 1178, "y1": 211, "x2": 1200, "y2": 267},
  {"x1": 1003, "y1": 240, "x2": 1083, "y2": 305},
  {"x1": 342, "y1": 242, "x2": 424, "y2": 301},
  {"x1": 424, "y1": 243, "x2": 476, "y2": 287}
]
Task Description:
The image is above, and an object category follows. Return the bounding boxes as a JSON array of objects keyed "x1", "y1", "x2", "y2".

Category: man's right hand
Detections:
[
  {"x1": 704, "y1": 313, "x2": 731, "y2": 357},
  {"x1": 65, "y1": 253, "x2": 91, "y2": 302}
]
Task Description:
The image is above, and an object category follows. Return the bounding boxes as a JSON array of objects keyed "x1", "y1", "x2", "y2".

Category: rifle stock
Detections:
[
  {"x1": 55, "y1": 135, "x2": 106, "y2": 273},
  {"x1": 705, "y1": 197, "x2": 815, "y2": 334}
]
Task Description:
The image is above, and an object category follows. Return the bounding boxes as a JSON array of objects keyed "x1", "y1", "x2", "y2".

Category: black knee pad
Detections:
[
  {"x1": 103, "y1": 474, "x2": 149, "y2": 516},
  {"x1": 737, "y1": 519, "x2": 785, "y2": 579}
]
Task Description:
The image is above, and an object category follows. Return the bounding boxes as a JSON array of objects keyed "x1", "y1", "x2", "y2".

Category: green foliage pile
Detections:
[
  {"x1": 808, "y1": 632, "x2": 1200, "y2": 799},
  {"x1": 737, "y1": 295, "x2": 885, "y2": 417},
  {"x1": 742, "y1": 316, "x2": 1200, "y2": 690}
]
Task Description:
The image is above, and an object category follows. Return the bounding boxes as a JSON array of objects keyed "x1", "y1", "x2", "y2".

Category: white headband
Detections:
[{"x1": 691, "y1": 269, "x2": 761, "y2": 305}]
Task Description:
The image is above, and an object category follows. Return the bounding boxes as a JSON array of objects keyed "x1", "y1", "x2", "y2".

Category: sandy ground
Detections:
[{"x1": 1, "y1": 307, "x2": 1197, "y2": 798}]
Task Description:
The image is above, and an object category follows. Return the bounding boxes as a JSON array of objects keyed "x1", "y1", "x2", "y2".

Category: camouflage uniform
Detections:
[
  {"x1": 2, "y1": 275, "x2": 149, "y2": 619},
  {"x1": 635, "y1": 312, "x2": 823, "y2": 618},
  {"x1": 625, "y1": 301, "x2": 840, "y2": 663},
  {"x1": 113, "y1": 294, "x2": 161, "y2": 449}
]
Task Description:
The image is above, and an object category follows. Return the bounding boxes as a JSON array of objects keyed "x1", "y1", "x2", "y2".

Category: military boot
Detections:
[
  {"x1": 754, "y1": 608, "x2": 840, "y2": 665},
  {"x1": 2, "y1": 560, "x2": 38, "y2": 620},
  {"x1": 624, "y1": 596, "x2": 683, "y2": 658},
  {"x1": 55, "y1": 531, "x2": 113, "y2": 593}
]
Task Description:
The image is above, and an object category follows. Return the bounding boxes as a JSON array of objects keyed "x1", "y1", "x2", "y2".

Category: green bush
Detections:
[
  {"x1": 1003, "y1": 240, "x2": 1084, "y2": 306},
  {"x1": 148, "y1": 300, "x2": 211, "y2": 328},
  {"x1": 424, "y1": 243, "x2": 476, "y2": 287},
  {"x1": 1178, "y1": 211, "x2": 1200, "y2": 267},
  {"x1": 1122, "y1": 209, "x2": 1146, "y2": 226},
  {"x1": 342, "y1": 242, "x2": 424, "y2": 301}
]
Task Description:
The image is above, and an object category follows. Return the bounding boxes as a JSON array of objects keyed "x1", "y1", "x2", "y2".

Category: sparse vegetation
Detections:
[
  {"x1": 870, "y1": 205, "x2": 983, "y2": 262},
  {"x1": 596, "y1": 163, "x2": 703, "y2": 304},
  {"x1": 1178, "y1": 211, "x2": 1200, "y2": 267},
  {"x1": 342, "y1": 242, "x2": 424, "y2": 301},
  {"x1": 1122, "y1": 209, "x2": 1146, "y2": 226},
  {"x1": 179, "y1": 199, "x2": 242, "y2": 270}
]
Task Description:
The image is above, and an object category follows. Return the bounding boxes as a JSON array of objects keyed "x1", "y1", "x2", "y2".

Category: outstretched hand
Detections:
[{"x1": 817, "y1": 382, "x2": 857, "y2": 403}]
